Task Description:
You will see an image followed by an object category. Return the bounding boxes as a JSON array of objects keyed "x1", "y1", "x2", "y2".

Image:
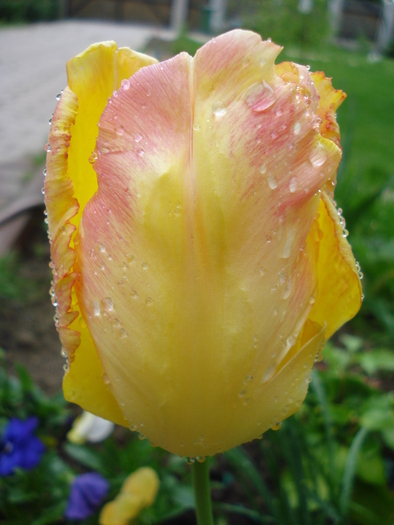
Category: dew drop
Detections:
[
  {"x1": 261, "y1": 364, "x2": 276, "y2": 384},
  {"x1": 115, "y1": 125, "x2": 124, "y2": 136},
  {"x1": 289, "y1": 176, "x2": 297, "y2": 193},
  {"x1": 102, "y1": 297, "x2": 113, "y2": 312},
  {"x1": 212, "y1": 100, "x2": 227, "y2": 117},
  {"x1": 196, "y1": 456, "x2": 206, "y2": 463},
  {"x1": 137, "y1": 148, "x2": 144, "y2": 157},
  {"x1": 281, "y1": 229, "x2": 296, "y2": 259},
  {"x1": 141, "y1": 262, "x2": 148, "y2": 270},
  {"x1": 260, "y1": 267, "x2": 266, "y2": 276},
  {"x1": 98, "y1": 244, "x2": 106, "y2": 253},
  {"x1": 89, "y1": 151, "x2": 98, "y2": 164},
  {"x1": 260, "y1": 164, "x2": 267, "y2": 174},
  {"x1": 245, "y1": 81, "x2": 276, "y2": 112},
  {"x1": 293, "y1": 122, "x2": 301, "y2": 135},
  {"x1": 145, "y1": 297, "x2": 153, "y2": 306},
  {"x1": 271, "y1": 422, "x2": 282, "y2": 431},
  {"x1": 44, "y1": 143, "x2": 51, "y2": 152},
  {"x1": 267, "y1": 173, "x2": 278, "y2": 189},
  {"x1": 283, "y1": 280, "x2": 292, "y2": 300},
  {"x1": 92, "y1": 300, "x2": 101, "y2": 316},
  {"x1": 60, "y1": 348, "x2": 67, "y2": 358},
  {"x1": 287, "y1": 335, "x2": 296, "y2": 347},
  {"x1": 56, "y1": 91, "x2": 63, "y2": 101},
  {"x1": 134, "y1": 132, "x2": 142, "y2": 143},
  {"x1": 121, "y1": 79, "x2": 130, "y2": 90},
  {"x1": 309, "y1": 143, "x2": 327, "y2": 167},
  {"x1": 131, "y1": 290, "x2": 139, "y2": 299},
  {"x1": 103, "y1": 373, "x2": 110, "y2": 384}
]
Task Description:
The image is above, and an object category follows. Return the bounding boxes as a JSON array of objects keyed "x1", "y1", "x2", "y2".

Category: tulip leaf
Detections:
[
  {"x1": 63, "y1": 443, "x2": 104, "y2": 473},
  {"x1": 339, "y1": 426, "x2": 369, "y2": 517}
]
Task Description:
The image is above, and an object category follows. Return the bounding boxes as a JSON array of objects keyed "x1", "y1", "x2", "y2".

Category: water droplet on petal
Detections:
[
  {"x1": 260, "y1": 164, "x2": 267, "y2": 174},
  {"x1": 267, "y1": 173, "x2": 278, "y2": 189},
  {"x1": 261, "y1": 364, "x2": 276, "y2": 384},
  {"x1": 134, "y1": 133, "x2": 142, "y2": 143},
  {"x1": 287, "y1": 335, "x2": 296, "y2": 347},
  {"x1": 102, "y1": 297, "x2": 113, "y2": 312},
  {"x1": 137, "y1": 149, "x2": 144, "y2": 157},
  {"x1": 89, "y1": 151, "x2": 98, "y2": 164},
  {"x1": 289, "y1": 176, "x2": 297, "y2": 193},
  {"x1": 212, "y1": 100, "x2": 227, "y2": 117},
  {"x1": 281, "y1": 228, "x2": 296, "y2": 259},
  {"x1": 309, "y1": 143, "x2": 327, "y2": 167},
  {"x1": 293, "y1": 122, "x2": 301, "y2": 135},
  {"x1": 271, "y1": 422, "x2": 282, "y2": 431},
  {"x1": 92, "y1": 300, "x2": 100, "y2": 317},
  {"x1": 245, "y1": 81, "x2": 276, "y2": 112},
  {"x1": 115, "y1": 125, "x2": 124, "y2": 136},
  {"x1": 121, "y1": 79, "x2": 130, "y2": 90}
]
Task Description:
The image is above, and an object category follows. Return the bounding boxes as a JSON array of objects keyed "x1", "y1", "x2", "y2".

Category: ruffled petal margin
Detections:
[{"x1": 45, "y1": 42, "x2": 157, "y2": 427}]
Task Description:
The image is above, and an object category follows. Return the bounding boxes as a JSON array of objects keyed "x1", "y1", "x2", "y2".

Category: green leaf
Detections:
[
  {"x1": 63, "y1": 443, "x2": 105, "y2": 473},
  {"x1": 339, "y1": 427, "x2": 369, "y2": 518},
  {"x1": 356, "y1": 441, "x2": 386, "y2": 485},
  {"x1": 357, "y1": 349, "x2": 394, "y2": 375}
]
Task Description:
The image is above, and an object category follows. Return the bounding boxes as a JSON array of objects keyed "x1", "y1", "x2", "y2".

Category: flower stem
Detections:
[{"x1": 191, "y1": 459, "x2": 214, "y2": 525}]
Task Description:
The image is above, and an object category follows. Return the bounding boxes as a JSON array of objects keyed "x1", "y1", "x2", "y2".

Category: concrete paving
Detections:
[{"x1": 0, "y1": 21, "x2": 175, "y2": 252}]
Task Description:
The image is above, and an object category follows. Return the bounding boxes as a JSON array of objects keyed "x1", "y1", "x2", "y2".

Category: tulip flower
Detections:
[{"x1": 45, "y1": 30, "x2": 362, "y2": 460}]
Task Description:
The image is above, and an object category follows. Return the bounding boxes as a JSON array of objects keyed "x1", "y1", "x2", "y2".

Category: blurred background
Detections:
[{"x1": 0, "y1": 1, "x2": 393, "y2": 524}]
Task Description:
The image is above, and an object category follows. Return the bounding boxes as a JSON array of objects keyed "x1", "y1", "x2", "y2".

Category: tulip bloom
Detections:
[{"x1": 45, "y1": 30, "x2": 362, "y2": 458}]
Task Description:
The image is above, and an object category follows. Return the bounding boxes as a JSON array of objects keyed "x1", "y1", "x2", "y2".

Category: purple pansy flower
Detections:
[
  {"x1": 0, "y1": 416, "x2": 45, "y2": 476},
  {"x1": 65, "y1": 472, "x2": 109, "y2": 520}
]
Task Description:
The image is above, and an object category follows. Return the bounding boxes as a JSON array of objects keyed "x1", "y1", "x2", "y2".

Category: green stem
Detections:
[{"x1": 191, "y1": 459, "x2": 214, "y2": 525}]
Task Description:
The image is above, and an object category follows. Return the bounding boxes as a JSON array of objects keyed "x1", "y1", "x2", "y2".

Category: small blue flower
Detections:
[
  {"x1": 0, "y1": 416, "x2": 45, "y2": 476},
  {"x1": 65, "y1": 472, "x2": 109, "y2": 520}
]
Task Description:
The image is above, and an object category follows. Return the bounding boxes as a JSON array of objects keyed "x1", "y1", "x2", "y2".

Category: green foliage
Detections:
[
  {"x1": 0, "y1": 0, "x2": 59, "y2": 24},
  {"x1": 241, "y1": 0, "x2": 330, "y2": 49}
]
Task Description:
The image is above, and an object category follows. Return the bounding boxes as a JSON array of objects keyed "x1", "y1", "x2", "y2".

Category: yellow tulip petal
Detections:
[
  {"x1": 45, "y1": 43, "x2": 156, "y2": 427},
  {"x1": 99, "y1": 493, "x2": 141, "y2": 525},
  {"x1": 121, "y1": 468, "x2": 160, "y2": 508},
  {"x1": 311, "y1": 71, "x2": 346, "y2": 149},
  {"x1": 66, "y1": 30, "x2": 359, "y2": 456},
  {"x1": 308, "y1": 192, "x2": 362, "y2": 339}
]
